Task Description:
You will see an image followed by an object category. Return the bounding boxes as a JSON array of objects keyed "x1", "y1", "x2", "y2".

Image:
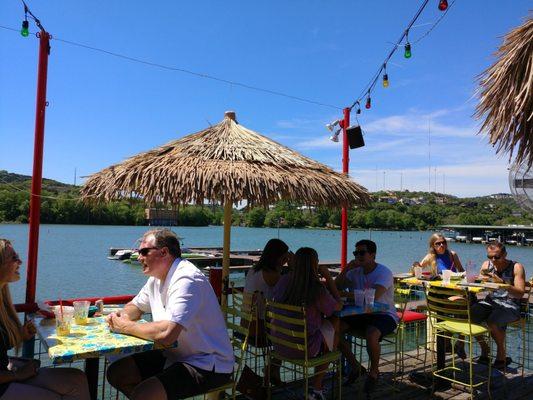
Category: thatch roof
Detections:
[
  {"x1": 80, "y1": 112, "x2": 370, "y2": 207},
  {"x1": 476, "y1": 16, "x2": 533, "y2": 167}
]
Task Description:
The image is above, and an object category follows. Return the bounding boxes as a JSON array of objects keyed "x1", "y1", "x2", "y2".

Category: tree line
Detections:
[{"x1": 1, "y1": 172, "x2": 531, "y2": 229}]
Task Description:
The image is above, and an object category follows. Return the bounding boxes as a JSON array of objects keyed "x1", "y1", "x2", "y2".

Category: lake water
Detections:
[{"x1": 1, "y1": 224, "x2": 533, "y2": 304}]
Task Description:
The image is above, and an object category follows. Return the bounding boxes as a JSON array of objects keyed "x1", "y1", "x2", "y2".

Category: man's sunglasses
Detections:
[
  {"x1": 353, "y1": 250, "x2": 367, "y2": 257},
  {"x1": 138, "y1": 247, "x2": 160, "y2": 256},
  {"x1": 487, "y1": 255, "x2": 502, "y2": 261}
]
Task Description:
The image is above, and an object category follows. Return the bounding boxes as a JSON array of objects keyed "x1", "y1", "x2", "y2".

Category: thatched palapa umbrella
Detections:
[
  {"x1": 81, "y1": 111, "x2": 370, "y2": 304},
  {"x1": 476, "y1": 17, "x2": 533, "y2": 167}
]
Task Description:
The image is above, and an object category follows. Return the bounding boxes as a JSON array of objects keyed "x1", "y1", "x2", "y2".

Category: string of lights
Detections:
[
  {"x1": 4, "y1": 1, "x2": 454, "y2": 116},
  {"x1": 348, "y1": 0, "x2": 454, "y2": 113}
]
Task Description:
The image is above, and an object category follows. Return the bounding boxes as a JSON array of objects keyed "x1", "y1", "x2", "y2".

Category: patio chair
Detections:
[
  {"x1": 204, "y1": 289, "x2": 253, "y2": 399},
  {"x1": 265, "y1": 300, "x2": 342, "y2": 400},
  {"x1": 426, "y1": 285, "x2": 492, "y2": 399},
  {"x1": 503, "y1": 277, "x2": 532, "y2": 378}
]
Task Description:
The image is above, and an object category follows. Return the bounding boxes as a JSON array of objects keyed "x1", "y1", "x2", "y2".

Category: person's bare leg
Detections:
[
  {"x1": 130, "y1": 376, "x2": 168, "y2": 400},
  {"x1": 365, "y1": 327, "x2": 381, "y2": 378},
  {"x1": 20, "y1": 367, "x2": 90, "y2": 400},
  {"x1": 312, "y1": 361, "x2": 329, "y2": 391},
  {"x1": 488, "y1": 322, "x2": 506, "y2": 361},
  {"x1": 106, "y1": 356, "x2": 143, "y2": 397},
  {"x1": 338, "y1": 320, "x2": 363, "y2": 371}
]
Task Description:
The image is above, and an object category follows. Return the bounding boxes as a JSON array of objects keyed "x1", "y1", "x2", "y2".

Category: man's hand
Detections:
[
  {"x1": 318, "y1": 264, "x2": 332, "y2": 278},
  {"x1": 21, "y1": 320, "x2": 36, "y2": 341},
  {"x1": 107, "y1": 312, "x2": 133, "y2": 334}
]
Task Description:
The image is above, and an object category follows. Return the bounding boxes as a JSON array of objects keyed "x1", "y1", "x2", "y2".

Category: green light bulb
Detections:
[
  {"x1": 404, "y1": 43, "x2": 412, "y2": 59},
  {"x1": 21, "y1": 20, "x2": 29, "y2": 37}
]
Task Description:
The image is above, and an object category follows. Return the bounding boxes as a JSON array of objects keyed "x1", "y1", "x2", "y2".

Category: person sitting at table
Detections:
[
  {"x1": 0, "y1": 239, "x2": 90, "y2": 400},
  {"x1": 472, "y1": 241, "x2": 526, "y2": 370},
  {"x1": 272, "y1": 247, "x2": 342, "y2": 400},
  {"x1": 413, "y1": 233, "x2": 464, "y2": 275},
  {"x1": 335, "y1": 239, "x2": 398, "y2": 394},
  {"x1": 105, "y1": 229, "x2": 234, "y2": 400},
  {"x1": 243, "y1": 238, "x2": 291, "y2": 383}
]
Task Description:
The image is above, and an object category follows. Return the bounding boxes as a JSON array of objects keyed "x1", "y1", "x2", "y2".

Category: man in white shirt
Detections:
[
  {"x1": 334, "y1": 239, "x2": 398, "y2": 394},
  {"x1": 106, "y1": 229, "x2": 234, "y2": 400}
]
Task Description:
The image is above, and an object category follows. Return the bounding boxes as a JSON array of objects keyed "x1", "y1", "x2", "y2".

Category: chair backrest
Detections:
[
  {"x1": 265, "y1": 300, "x2": 308, "y2": 360},
  {"x1": 426, "y1": 285, "x2": 472, "y2": 329},
  {"x1": 519, "y1": 278, "x2": 533, "y2": 318},
  {"x1": 224, "y1": 289, "x2": 254, "y2": 351},
  {"x1": 394, "y1": 286, "x2": 412, "y2": 324}
]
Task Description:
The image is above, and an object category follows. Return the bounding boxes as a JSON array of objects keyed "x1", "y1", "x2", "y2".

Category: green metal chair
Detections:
[
  {"x1": 426, "y1": 285, "x2": 492, "y2": 399},
  {"x1": 204, "y1": 289, "x2": 253, "y2": 399},
  {"x1": 265, "y1": 300, "x2": 342, "y2": 400}
]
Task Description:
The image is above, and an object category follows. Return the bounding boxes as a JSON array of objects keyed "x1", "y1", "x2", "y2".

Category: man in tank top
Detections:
[{"x1": 472, "y1": 241, "x2": 526, "y2": 369}]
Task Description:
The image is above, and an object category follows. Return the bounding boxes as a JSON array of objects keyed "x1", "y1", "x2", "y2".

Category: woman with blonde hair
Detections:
[
  {"x1": 0, "y1": 239, "x2": 90, "y2": 399},
  {"x1": 414, "y1": 233, "x2": 464, "y2": 275}
]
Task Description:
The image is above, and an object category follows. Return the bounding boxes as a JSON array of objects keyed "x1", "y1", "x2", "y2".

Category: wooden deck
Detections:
[{"x1": 270, "y1": 349, "x2": 533, "y2": 399}]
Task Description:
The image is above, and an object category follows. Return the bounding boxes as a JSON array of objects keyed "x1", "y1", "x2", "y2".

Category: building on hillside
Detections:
[
  {"x1": 145, "y1": 208, "x2": 179, "y2": 226},
  {"x1": 489, "y1": 193, "x2": 511, "y2": 199},
  {"x1": 435, "y1": 196, "x2": 448, "y2": 205}
]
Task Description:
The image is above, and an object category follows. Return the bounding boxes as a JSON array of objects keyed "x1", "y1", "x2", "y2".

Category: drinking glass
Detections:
[
  {"x1": 354, "y1": 289, "x2": 365, "y2": 308},
  {"x1": 73, "y1": 301, "x2": 90, "y2": 325},
  {"x1": 442, "y1": 269, "x2": 452, "y2": 285},
  {"x1": 53, "y1": 306, "x2": 74, "y2": 336},
  {"x1": 364, "y1": 288, "x2": 375, "y2": 309}
]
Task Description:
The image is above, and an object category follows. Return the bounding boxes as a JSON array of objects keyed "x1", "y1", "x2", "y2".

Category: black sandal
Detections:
[
  {"x1": 476, "y1": 355, "x2": 490, "y2": 365},
  {"x1": 343, "y1": 366, "x2": 367, "y2": 386},
  {"x1": 493, "y1": 357, "x2": 512, "y2": 369}
]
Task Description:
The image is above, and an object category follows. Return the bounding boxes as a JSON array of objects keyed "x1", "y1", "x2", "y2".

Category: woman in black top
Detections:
[{"x1": 0, "y1": 239, "x2": 90, "y2": 399}]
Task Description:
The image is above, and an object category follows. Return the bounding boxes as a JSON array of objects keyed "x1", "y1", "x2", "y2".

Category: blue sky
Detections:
[{"x1": 0, "y1": 1, "x2": 530, "y2": 197}]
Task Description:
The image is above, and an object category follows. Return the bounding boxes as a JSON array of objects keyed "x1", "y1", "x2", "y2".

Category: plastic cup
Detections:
[
  {"x1": 354, "y1": 289, "x2": 365, "y2": 307},
  {"x1": 364, "y1": 288, "x2": 375, "y2": 309},
  {"x1": 73, "y1": 301, "x2": 90, "y2": 325},
  {"x1": 53, "y1": 306, "x2": 74, "y2": 336},
  {"x1": 413, "y1": 266, "x2": 422, "y2": 279},
  {"x1": 442, "y1": 269, "x2": 452, "y2": 285}
]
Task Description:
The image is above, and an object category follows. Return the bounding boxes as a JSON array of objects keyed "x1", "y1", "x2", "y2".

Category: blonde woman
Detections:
[
  {"x1": 0, "y1": 239, "x2": 90, "y2": 400},
  {"x1": 414, "y1": 233, "x2": 464, "y2": 276}
]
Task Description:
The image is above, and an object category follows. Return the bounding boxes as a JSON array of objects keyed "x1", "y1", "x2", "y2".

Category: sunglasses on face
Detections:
[
  {"x1": 487, "y1": 255, "x2": 502, "y2": 261},
  {"x1": 138, "y1": 247, "x2": 160, "y2": 256},
  {"x1": 353, "y1": 250, "x2": 367, "y2": 257},
  {"x1": 434, "y1": 241, "x2": 446, "y2": 247}
]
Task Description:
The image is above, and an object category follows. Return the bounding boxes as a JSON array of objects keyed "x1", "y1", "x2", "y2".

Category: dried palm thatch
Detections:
[
  {"x1": 476, "y1": 16, "x2": 533, "y2": 167},
  {"x1": 80, "y1": 112, "x2": 370, "y2": 207}
]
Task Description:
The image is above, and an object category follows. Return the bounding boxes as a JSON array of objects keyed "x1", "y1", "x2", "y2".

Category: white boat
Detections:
[
  {"x1": 455, "y1": 235, "x2": 467, "y2": 242},
  {"x1": 444, "y1": 237, "x2": 455, "y2": 242},
  {"x1": 472, "y1": 237, "x2": 483, "y2": 243}
]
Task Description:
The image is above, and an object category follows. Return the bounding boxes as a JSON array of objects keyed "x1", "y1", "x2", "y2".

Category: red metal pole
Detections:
[
  {"x1": 341, "y1": 107, "x2": 350, "y2": 270},
  {"x1": 25, "y1": 31, "x2": 50, "y2": 307}
]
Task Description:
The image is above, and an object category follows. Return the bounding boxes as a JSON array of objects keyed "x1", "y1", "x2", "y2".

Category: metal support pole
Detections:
[
  {"x1": 341, "y1": 107, "x2": 350, "y2": 269},
  {"x1": 25, "y1": 31, "x2": 50, "y2": 309},
  {"x1": 221, "y1": 200, "x2": 232, "y2": 307}
]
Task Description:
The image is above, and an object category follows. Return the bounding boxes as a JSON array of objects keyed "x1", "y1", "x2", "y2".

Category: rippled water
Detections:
[{"x1": 1, "y1": 224, "x2": 532, "y2": 304}]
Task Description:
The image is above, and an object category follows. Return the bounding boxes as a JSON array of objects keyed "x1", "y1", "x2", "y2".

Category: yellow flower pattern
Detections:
[{"x1": 36, "y1": 316, "x2": 170, "y2": 364}]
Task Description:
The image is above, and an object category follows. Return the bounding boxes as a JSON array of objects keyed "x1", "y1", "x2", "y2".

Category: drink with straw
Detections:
[{"x1": 53, "y1": 305, "x2": 74, "y2": 336}]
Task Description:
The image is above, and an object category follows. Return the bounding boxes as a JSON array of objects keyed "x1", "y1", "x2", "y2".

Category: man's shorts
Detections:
[
  {"x1": 471, "y1": 300, "x2": 520, "y2": 329},
  {"x1": 131, "y1": 350, "x2": 232, "y2": 399},
  {"x1": 343, "y1": 313, "x2": 398, "y2": 340}
]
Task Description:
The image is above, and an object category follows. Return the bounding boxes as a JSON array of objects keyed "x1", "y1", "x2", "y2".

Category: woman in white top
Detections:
[{"x1": 243, "y1": 238, "x2": 290, "y2": 384}]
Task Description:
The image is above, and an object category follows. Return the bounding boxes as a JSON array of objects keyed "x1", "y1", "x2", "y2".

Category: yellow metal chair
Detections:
[
  {"x1": 204, "y1": 289, "x2": 253, "y2": 399},
  {"x1": 426, "y1": 285, "x2": 492, "y2": 399},
  {"x1": 504, "y1": 277, "x2": 532, "y2": 378},
  {"x1": 265, "y1": 300, "x2": 342, "y2": 400}
]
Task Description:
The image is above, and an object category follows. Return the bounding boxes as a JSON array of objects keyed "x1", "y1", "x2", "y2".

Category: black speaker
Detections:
[{"x1": 346, "y1": 125, "x2": 365, "y2": 149}]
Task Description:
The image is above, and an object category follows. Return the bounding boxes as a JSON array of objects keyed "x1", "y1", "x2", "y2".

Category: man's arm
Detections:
[
  {"x1": 120, "y1": 302, "x2": 144, "y2": 321},
  {"x1": 334, "y1": 260, "x2": 356, "y2": 290},
  {"x1": 373, "y1": 284, "x2": 387, "y2": 301},
  {"x1": 108, "y1": 315, "x2": 182, "y2": 346},
  {"x1": 508, "y1": 262, "x2": 526, "y2": 298}
]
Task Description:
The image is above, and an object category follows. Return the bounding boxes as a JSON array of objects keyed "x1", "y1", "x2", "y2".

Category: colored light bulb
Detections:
[
  {"x1": 404, "y1": 42, "x2": 412, "y2": 58},
  {"x1": 438, "y1": 0, "x2": 448, "y2": 11},
  {"x1": 382, "y1": 73, "x2": 389, "y2": 88},
  {"x1": 21, "y1": 20, "x2": 29, "y2": 37},
  {"x1": 365, "y1": 97, "x2": 371, "y2": 109}
]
